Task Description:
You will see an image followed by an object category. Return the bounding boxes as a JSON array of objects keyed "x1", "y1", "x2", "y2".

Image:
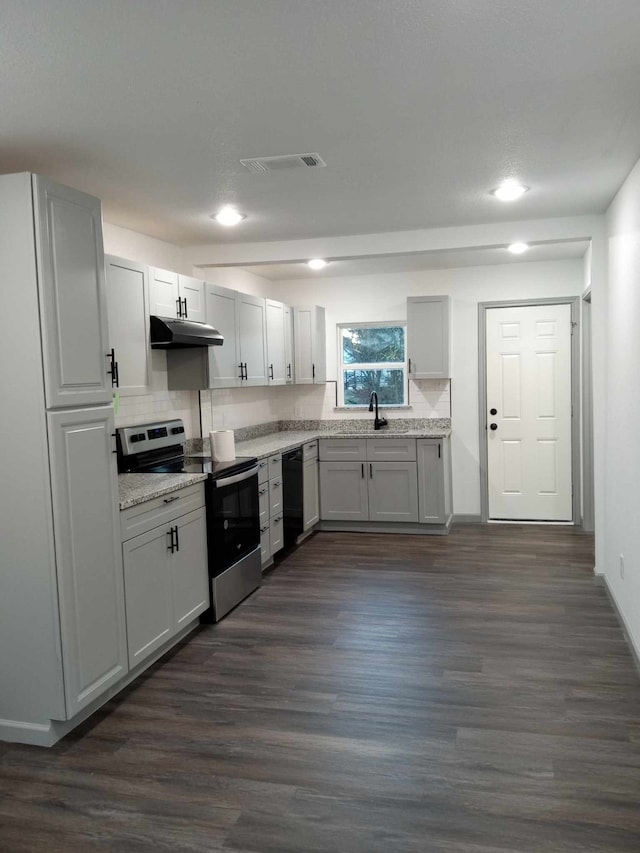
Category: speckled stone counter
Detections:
[
  {"x1": 118, "y1": 472, "x2": 208, "y2": 510},
  {"x1": 189, "y1": 425, "x2": 452, "y2": 462}
]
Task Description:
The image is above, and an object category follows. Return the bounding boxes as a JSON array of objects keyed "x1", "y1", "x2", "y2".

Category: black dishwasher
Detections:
[{"x1": 282, "y1": 446, "x2": 304, "y2": 548}]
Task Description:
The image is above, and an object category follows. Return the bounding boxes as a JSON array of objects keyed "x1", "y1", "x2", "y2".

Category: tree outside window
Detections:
[{"x1": 339, "y1": 323, "x2": 406, "y2": 406}]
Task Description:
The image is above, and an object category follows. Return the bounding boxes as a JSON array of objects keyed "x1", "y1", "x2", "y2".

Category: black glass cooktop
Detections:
[{"x1": 182, "y1": 455, "x2": 257, "y2": 479}]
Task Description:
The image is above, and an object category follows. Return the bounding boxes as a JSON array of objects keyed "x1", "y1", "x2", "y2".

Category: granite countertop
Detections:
[
  {"x1": 118, "y1": 472, "x2": 208, "y2": 510},
  {"x1": 234, "y1": 427, "x2": 452, "y2": 460},
  {"x1": 119, "y1": 423, "x2": 452, "y2": 509}
]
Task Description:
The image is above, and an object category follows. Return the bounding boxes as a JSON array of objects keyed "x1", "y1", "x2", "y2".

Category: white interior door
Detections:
[{"x1": 486, "y1": 303, "x2": 573, "y2": 521}]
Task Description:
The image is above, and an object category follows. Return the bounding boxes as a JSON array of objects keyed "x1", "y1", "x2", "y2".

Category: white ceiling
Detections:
[
  {"x1": 240, "y1": 241, "x2": 590, "y2": 280},
  {"x1": 2, "y1": 1, "x2": 640, "y2": 246}
]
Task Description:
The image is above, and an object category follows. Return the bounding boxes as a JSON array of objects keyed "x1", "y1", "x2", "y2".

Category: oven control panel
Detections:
[{"x1": 117, "y1": 419, "x2": 185, "y2": 457}]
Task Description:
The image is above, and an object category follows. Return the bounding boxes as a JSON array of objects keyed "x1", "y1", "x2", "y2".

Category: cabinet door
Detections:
[
  {"x1": 33, "y1": 175, "x2": 112, "y2": 409},
  {"x1": 172, "y1": 507, "x2": 210, "y2": 630},
  {"x1": 150, "y1": 267, "x2": 180, "y2": 318},
  {"x1": 266, "y1": 299, "x2": 287, "y2": 386},
  {"x1": 368, "y1": 462, "x2": 419, "y2": 523},
  {"x1": 105, "y1": 256, "x2": 151, "y2": 396},
  {"x1": 122, "y1": 525, "x2": 174, "y2": 668},
  {"x1": 294, "y1": 306, "x2": 326, "y2": 384},
  {"x1": 284, "y1": 304, "x2": 294, "y2": 383},
  {"x1": 303, "y1": 458, "x2": 320, "y2": 530},
  {"x1": 293, "y1": 307, "x2": 313, "y2": 384},
  {"x1": 312, "y1": 305, "x2": 327, "y2": 384},
  {"x1": 417, "y1": 440, "x2": 446, "y2": 523},
  {"x1": 407, "y1": 296, "x2": 450, "y2": 379},
  {"x1": 47, "y1": 406, "x2": 127, "y2": 718},
  {"x1": 178, "y1": 275, "x2": 206, "y2": 323},
  {"x1": 319, "y1": 462, "x2": 369, "y2": 521},
  {"x1": 238, "y1": 292, "x2": 268, "y2": 386},
  {"x1": 205, "y1": 284, "x2": 241, "y2": 388}
]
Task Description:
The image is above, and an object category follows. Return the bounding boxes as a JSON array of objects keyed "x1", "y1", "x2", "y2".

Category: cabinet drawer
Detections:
[
  {"x1": 302, "y1": 440, "x2": 318, "y2": 461},
  {"x1": 269, "y1": 477, "x2": 283, "y2": 517},
  {"x1": 270, "y1": 514, "x2": 284, "y2": 554},
  {"x1": 260, "y1": 522, "x2": 270, "y2": 564},
  {"x1": 257, "y1": 458, "x2": 270, "y2": 484},
  {"x1": 366, "y1": 438, "x2": 416, "y2": 462},
  {"x1": 258, "y1": 482, "x2": 269, "y2": 526},
  {"x1": 268, "y1": 453, "x2": 282, "y2": 481},
  {"x1": 120, "y1": 482, "x2": 205, "y2": 541},
  {"x1": 319, "y1": 438, "x2": 367, "y2": 462}
]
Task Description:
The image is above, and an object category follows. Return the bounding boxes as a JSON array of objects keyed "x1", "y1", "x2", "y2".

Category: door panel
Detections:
[
  {"x1": 319, "y1": 462, "x2": 369, "y2": 521},
  {"x1": 33, "y1": 176, "x2": 111, "y2": 408},
  {"x1": 172, "y1": 508, "x2": 209, "y2": 629},
  {"x1": 238, "y1": 293, "x2": 268, "y2": 386},
  {"x1": 368, "y1": 462, "x2": 419, "y2": 523},
  {"x1": 150, "y1": 268, "x2": 179, "y2": 318},
  {"x1": 206, "y1": 284, "x2": 241, "y2": 388},
  {"x1": 178, "y1": 275, "x2": 205, "y2": 323},
  {"x1": 47, "y1": 406, "x2": 127, "y2": 717},
  {"x1": 105, "y1": 256, "x2": 151, "y2": 396},
  {"x1": 486, "y1": 304, "x2": 572, "y2": 521}
]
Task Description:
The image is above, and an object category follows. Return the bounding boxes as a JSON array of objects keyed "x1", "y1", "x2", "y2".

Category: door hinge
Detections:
[{"x1": 570, "y1": 321, "x2": 577, "y2": 336}]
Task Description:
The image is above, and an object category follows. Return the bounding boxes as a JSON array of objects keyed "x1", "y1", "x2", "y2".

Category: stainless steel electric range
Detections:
[{"x1": 116, "y1": 419, "x2": 261, "y2": 621}]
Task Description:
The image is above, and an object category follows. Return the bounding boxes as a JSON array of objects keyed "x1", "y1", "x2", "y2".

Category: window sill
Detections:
[{"x1": 333, "y1": 405, "x2": 413, "y2": 412}]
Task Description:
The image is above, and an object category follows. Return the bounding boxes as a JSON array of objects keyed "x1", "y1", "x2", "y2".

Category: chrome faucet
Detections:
[{"x1": 368, "y1": 391, "x2": 388, "y2": 431}]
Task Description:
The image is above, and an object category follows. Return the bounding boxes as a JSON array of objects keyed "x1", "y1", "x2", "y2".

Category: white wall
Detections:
[
  {"x1": 272, "y1": 259, "x2": 583, "y2": 517},
  {"x1": 103, "y1": 222, "x2": 199, "y2": 436},
  {"x1": 603, "y1": 156, "x2": 640, "y2": 656}
]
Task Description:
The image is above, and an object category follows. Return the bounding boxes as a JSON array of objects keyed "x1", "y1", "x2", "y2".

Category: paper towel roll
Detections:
[{"x1": 210, "y1": 430, "x2": 236, "y2": 462}]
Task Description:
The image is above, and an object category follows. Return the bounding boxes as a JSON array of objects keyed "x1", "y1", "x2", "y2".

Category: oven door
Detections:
[{"x1": 207, "y1": 466, "x2": 259, "y2": 576}]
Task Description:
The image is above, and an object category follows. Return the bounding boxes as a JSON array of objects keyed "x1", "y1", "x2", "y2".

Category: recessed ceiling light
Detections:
[
  {"x1": 212, "y1": 205, "x2": 246, "y2": 226},
  {"x1": 508, "y1": 242, "x2": 530, "y2": 255},
  {"x1": 492, "y1": 180, "x2": 529, "y2": 202},
  {"x1": 307, "y1": 259, "x2": 328, "y2": 270}
]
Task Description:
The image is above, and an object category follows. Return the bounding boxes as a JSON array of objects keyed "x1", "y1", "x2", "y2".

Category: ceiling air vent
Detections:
[{"x1": 240, "y1": 153, "x2": 326, "y2": 173}]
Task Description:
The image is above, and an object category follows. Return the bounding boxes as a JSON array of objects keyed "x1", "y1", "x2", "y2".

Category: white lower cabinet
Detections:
[
  {"x1": 303, "y1": 456, "x2": 320, "y2": 530},
  {"x1": 368, "y1": 462, "x2": 419, "y2": 522},
  {"x1": 320, "y1": 461, "x2": 369, "y2": 521},
  {"x1": 320, "y1": 436, "x2": 451, "y2": 528},
  {"x1": 259, "y1": 453, "x2": 285, "y2": 567},
  {"x1": 48, "y1": 406, "x2": 128, "y2": 718},
  {"x1": 121, "y1": 487, "x2": 208, "y2": 669},
  {"x1": 417, "y1": 439, "x2": 452, "y2": 524}
]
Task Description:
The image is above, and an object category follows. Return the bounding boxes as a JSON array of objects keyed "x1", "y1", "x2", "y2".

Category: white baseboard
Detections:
[{"x1": 599, "y1": 573, "x2": 640, "y2": 676}]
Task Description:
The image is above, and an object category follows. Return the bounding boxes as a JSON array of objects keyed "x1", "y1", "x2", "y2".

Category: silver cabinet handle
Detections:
[{"x1": 272, "y1": 480, "x2": 281, "y2": 487}]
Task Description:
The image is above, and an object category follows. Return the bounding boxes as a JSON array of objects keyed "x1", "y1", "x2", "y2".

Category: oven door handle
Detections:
[{"x1": 212, "y1": 465, "x2": 259, "y2": 488}]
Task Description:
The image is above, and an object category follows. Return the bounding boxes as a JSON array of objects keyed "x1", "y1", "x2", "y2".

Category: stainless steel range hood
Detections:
[{"x1": 150, "y1": 316, "x2": 224, "y2": 348}]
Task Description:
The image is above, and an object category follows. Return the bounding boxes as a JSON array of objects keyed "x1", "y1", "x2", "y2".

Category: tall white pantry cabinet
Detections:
[{"x1": 0, "y1": 173, "x2": 127, "y2": 746}]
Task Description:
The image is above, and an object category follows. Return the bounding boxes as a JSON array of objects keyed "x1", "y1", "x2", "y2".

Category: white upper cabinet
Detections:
[
  {"x1": 150, "y1": 268, "x2": 206, "y2": 322},
  {"x1": 105, "y1": 255, "x2": 151, "y2": 396},
  {"x1": 149, "y1": 267, "x2": 180, "y2": 318},
  {"x1": 33, "y1": 175, "x2": 112, "y2": 409},
  {"x1": 47, "y1": 405, "x2": 127, "y2": 718},
  {"x1": 406, "y1": 295, "x2": 451, "y2": 379},
  {"x1": 284, "y1": 304, "x2": 294, "y2": 383},
  {"x1": 238, "y1": 292, "x2": 268, "y2": 386},
  {"x1": 205, "y1": 283, "x2": 242, "y2": 388},
  {"x1": 177, "y1": 274, "x2": 206, "y2": 323},
  {"x1": 265, "y1": 298, "x2": 287, "y2": 386},
  {"x1": 293, "y1": 305, "x2": 326, "y2": 384}
]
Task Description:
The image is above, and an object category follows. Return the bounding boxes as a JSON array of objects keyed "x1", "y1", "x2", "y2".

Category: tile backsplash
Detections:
[
  {"x1": 115, "y1": 349, "x2": 450, "y2": 441},
  {"x1": 200, "y1": 379, "x2": 450, "y2": 437},
  {"x1": 114, "y1": 350, "x2": 199, "y2": 436}
]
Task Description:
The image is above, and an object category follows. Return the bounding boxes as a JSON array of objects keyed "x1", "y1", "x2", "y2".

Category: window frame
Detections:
[{"x1": 337, "y1": 321, "x2": 407, "y2": 408}]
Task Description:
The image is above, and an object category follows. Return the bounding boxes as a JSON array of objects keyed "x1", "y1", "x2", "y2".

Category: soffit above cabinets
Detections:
[{"x1": 3, "y1": 2, "x2": 640, "y2": 244}]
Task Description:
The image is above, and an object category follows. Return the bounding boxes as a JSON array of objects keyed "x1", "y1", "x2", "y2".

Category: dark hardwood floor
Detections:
[{"x1": 3, "y1": 525, "x2": 640, "y2": 852}]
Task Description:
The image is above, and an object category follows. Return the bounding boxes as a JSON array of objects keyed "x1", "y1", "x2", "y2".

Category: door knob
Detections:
[
  {"x1": 490, "y1": 408, "x2": 497, "y2": 415},
  {"x1": 490, "y1": 423, "x2": 498, "y2": 431}
]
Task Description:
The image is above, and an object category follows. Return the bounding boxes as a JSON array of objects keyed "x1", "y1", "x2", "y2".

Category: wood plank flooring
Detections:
[{"x1": 3, "y1": 525, "x2": 640, "y2": 852}]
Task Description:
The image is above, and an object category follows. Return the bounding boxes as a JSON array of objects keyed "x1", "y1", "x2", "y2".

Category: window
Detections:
[{"x1": 338, "y1": 323, "x2": 407, "y2": 407}]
